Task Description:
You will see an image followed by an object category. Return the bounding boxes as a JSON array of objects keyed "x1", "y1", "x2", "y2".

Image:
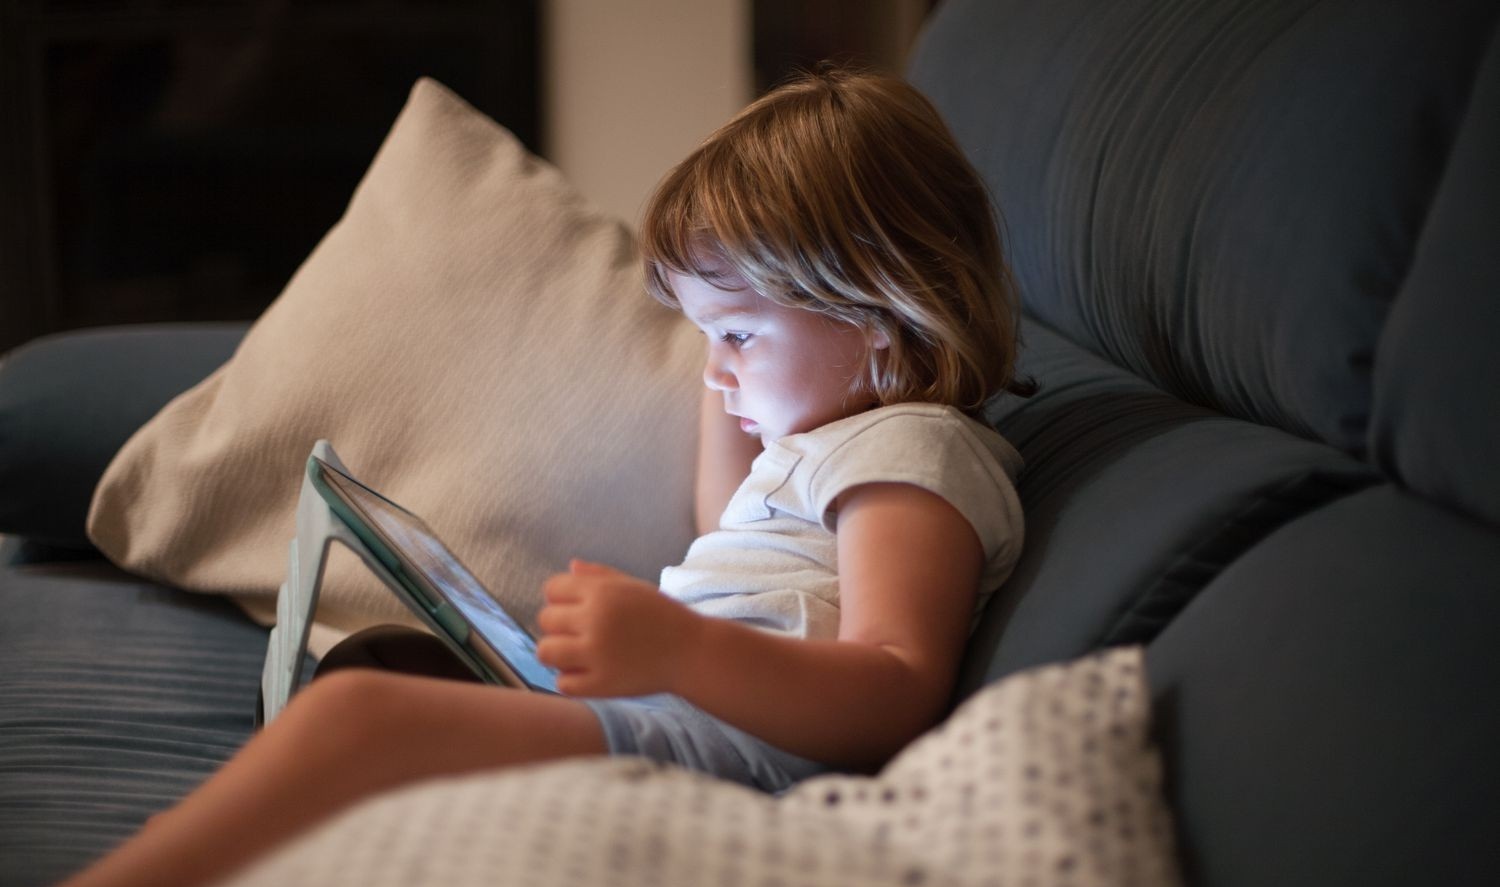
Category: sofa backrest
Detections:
[
  {"x1": 909, "y1": 2, "x2": 1500, "y2": 885},
  {"x1": 911, "y1": 0, "x2": 1499, "y2": 463}
]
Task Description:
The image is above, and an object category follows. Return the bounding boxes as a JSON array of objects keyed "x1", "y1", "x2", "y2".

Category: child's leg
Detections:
[{"x1": 63, "y1": 670, "x2": 607, "y2": 887}]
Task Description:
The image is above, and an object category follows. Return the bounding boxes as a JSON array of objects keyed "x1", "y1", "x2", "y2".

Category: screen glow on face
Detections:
[
  {"x1": 671, "y1": 267, "x2": 880, "y2": 443},
  {"x1": 319, "y1": 464, "x2": 558, "y2": 692}
]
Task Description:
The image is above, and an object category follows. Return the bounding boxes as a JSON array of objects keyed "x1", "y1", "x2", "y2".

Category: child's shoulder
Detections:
[
  {"x1": 781, "y1": 403, "x2": 1023, "y2": 482},
  {"x1": 766, "y1": 403, "x2": 1024, "y2": 543}
]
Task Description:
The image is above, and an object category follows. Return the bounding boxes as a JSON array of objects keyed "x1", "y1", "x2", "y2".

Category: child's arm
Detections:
[
  {"x1": 695, "y1": 388, "x2": 762, "y2": 535},
  {"x1": 537, "y1": 481, "x2": 983, "y2": 772}
]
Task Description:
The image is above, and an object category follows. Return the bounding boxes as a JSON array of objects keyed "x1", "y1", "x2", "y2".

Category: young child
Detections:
[{"x1": 62, "y1": 65, "x2": 1029, "y2": 887}]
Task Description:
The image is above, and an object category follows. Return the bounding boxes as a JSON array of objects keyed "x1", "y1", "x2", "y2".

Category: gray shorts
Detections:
[
  {"x1": 315, "y1": 626, "x2": 827, "y2": 792},
  {"x1": 582, "y1": 694, "x2": 830, "y2": 793}
]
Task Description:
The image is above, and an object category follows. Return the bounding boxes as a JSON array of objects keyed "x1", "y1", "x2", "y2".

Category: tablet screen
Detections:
[{"x1": 313, "y1": 460, "x2": 559, "y2": 693}]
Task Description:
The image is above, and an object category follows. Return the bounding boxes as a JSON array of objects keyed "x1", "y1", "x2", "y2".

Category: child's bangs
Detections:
[
  {"x1": 642, "y1": 155, "x2": 725, "y2": 308},
  {"x1": 642, "y1": 140, "x2": 800, "y2": 308}
]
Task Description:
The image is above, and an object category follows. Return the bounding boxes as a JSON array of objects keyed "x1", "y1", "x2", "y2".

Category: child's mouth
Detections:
[{"x1": 739, "y1": 417, "x2": 758, "y2": 433}]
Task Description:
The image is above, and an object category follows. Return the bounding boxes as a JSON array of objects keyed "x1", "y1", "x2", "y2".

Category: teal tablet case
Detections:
[{"x1": 259, "y1": 441, "x2": 393, "y2": 724}]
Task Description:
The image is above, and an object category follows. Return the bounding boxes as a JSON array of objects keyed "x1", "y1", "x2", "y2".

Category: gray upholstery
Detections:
[
  {"x1": 909, "y1": 1, "x2": 1500, "y2": 884},
  {"x1": 0, "y1": 561, "x2": 275, "y2": 887},
  {"x1": 1146, "y1": 486, "x2": 1500, "y2": 886},
  {"x1": 959, "y1": 320, "x2": 1377, "y2": 695},
  {"x1": 0, "y1": 323, "x2": 247, "y2": 548},
  {"x1": 911, "y1": 0, "x2": 1500, "y2": 455},
  {"x1": 1368, "y1": 23, "x2": 1500, "y2": 527}
]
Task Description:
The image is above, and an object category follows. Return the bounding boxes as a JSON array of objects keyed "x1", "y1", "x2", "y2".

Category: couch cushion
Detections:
[
  {"x1": 958, "y1": 318, "x2": 1376, "y2": 695},
  {"x1": 0, "y1": 324, "x2": 245, "y2": 548},
  {"x1": 0, "y1": 562, "x2": 276, "y2": 887},
  {"x1": 1145, "y1": 485, "x2": 1500, "y2": 887},
  {"x1": 85, "y1": 79, "x2": 703, "y2": 654},
  {"x1": 909, "y1": 0, "x2": 1500, "y2": 454},
  {"x1": 1369, "y1": 25, "x2": 1500, "y2": 528}
]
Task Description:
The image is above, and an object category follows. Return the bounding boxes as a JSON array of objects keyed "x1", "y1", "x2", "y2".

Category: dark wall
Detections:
[{"x1": 0, "y1": 0, "x2": 539, "y2": 354}]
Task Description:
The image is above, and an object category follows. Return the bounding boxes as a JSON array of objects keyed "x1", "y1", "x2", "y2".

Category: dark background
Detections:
[{"x1": 0, "y1": 0, "x2": 931, "y2": 354}]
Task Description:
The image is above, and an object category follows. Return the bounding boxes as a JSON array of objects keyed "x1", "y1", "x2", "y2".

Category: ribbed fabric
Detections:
[
  {"x1": 910, "y1": 0, "x2": 1500, "y2": 454},
  {"x1": 957, "y1": 319, "x2": 1377, "y2": 694},
  {"x1": 0, "y1": 563, "x2": 275, "y2": 886}
]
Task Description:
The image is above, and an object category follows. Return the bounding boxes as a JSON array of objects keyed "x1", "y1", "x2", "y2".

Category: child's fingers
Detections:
[
  {"x1": 535, "y1": 636, "x2": 588, "y2": 671},
  {"x1": 535, "y1": 603, "x2": 578, "y2": 636},
  {"x1": 569, "y1": 559, "x2": 625, "y2": 577},
  {"x1": 542, "y1": 573, "x2": 583, "y2": 603},
  {"x1": 554, "y1": 672, "x2": 599, "y2": 697}
]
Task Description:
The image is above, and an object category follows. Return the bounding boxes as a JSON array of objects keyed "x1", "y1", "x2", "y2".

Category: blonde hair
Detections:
[{"x1": 641, "y1": 65, "x2": 1033, "y2": 413}]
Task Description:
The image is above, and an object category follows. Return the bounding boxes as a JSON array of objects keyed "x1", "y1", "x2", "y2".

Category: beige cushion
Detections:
[
  {"x1": 86, "y1": 78, "x2": 703, "y2": 654},
  {"x1": 224, "y1": 646, "x2": 1183, "y2": 887}
]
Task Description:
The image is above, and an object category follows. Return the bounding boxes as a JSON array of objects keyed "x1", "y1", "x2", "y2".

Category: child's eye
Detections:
[{"x1": 720, "y1": 332, "x2": 751, "y2": 348}]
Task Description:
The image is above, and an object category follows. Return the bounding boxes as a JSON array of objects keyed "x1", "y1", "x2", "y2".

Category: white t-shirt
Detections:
[{"x1": 660, "y1": 402, "x2": 1024, "y2": 639}]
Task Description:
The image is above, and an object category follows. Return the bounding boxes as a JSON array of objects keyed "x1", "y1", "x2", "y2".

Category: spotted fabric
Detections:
[{"x1": 226, "y1": 646, "x2": 1180, "y2": 887}]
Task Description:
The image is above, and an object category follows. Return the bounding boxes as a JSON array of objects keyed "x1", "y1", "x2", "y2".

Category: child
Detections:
[{"x1": 62, "y1": 65, "x2": 1029, "y2": 887}]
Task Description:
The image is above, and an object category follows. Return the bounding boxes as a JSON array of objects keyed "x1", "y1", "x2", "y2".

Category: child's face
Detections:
[{"x1": 673, "y1": 266, "x2": 882, "y2": 444}]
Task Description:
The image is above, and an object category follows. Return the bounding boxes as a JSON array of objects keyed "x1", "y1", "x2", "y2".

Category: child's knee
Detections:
[{"x1": 284, "y1": 668, "x2": 405, "y2": 745}]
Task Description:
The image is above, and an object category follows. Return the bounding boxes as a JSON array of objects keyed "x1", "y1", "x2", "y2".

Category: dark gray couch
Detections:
[{"x1": 3, "y1": 0, "x2": 1498, "y2": 885}]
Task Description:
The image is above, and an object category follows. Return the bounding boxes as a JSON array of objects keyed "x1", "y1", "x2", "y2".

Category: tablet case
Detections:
[
  {"x1": 258, "y1": 439, "x2": 512, "y2": 722},
  {"x1": 258, "y1": 440, "x2": 395, "y2": 724}
]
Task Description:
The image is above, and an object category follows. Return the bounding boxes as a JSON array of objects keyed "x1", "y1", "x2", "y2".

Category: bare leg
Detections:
[{"x1": 61, "y1": 670, "x2": 607, "y2": 887}]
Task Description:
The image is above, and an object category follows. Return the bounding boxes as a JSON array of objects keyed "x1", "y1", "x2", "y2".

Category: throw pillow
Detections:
[
  {"x1": 224, "y1": 646, "x2": 1183, "y2": 887},
  {"x1": 85, "y1": 78, "x2": 704, "y2": 654}
]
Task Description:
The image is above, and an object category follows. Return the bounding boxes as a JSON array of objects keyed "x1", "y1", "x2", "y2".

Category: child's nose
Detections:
[{"x1": 702, "y1": 360, "x2": 736, "y2": 391}]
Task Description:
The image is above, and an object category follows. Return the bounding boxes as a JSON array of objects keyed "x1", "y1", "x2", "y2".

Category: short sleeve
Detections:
[{"x1": 803, "y1": 410, "x2": 1025, "y2": 586}]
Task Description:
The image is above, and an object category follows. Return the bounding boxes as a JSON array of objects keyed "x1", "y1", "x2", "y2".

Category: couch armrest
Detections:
[{"x1": 0, "y1": 323, "x2": 248, "y2": 549}]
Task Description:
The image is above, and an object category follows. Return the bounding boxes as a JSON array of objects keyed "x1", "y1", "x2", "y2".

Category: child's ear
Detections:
[{"x1": 870, "y1": 328, "x2": 891, "y2": 350}]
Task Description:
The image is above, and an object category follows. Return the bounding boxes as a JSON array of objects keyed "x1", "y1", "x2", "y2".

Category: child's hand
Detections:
[{"x1": 536, "y1": 560, "x2": 703, "y2": 698}]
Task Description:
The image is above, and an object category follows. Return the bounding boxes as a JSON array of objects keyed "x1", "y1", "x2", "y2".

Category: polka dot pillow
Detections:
[{"x1": 226, "y1": 646, "x2": 1182, "y2": 887}]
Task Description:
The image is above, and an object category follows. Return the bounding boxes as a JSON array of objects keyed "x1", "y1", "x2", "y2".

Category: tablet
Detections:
[{"x1": 307, "y1": 455, "x2": 559, "y2": 693}]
